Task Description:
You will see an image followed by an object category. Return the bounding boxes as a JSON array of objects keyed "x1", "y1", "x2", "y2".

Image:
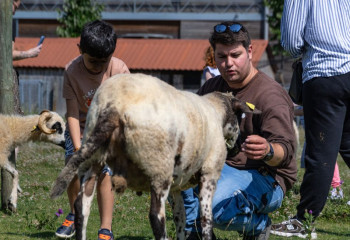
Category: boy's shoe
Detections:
[
  {"x1": 55, "y1": 213, "x2": 75, "y2": 238},
  {"x1": 242, "y1": 219, "x2": 271, "y2": 240},
  {"x1": 98, "y1": 228, "x2": 114, "y2": 240},
  {"x1": 270, "y1": 218, "x2": 317, "y2": 239}
]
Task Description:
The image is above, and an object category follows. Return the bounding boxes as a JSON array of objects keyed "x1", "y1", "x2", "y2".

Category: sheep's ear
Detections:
[{"x1": 232, "y1": 99, "x2": 261, "y2": 114}]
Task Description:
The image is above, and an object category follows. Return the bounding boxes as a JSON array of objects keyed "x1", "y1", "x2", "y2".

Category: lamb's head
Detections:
[
  {"x1": 216, "y1": 92, "x2": 261, "y2": 156},
  {"x1": 36, "y1": 110, "x2": 66, "y2": 148}
]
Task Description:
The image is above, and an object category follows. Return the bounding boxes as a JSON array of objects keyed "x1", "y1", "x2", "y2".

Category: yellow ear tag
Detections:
[
  {"x1": 246, "y1": 102, "x2": 255, "y2": 110},
  {"x1": 31, "y1": 125, "x2": 37, "y2": 132}
]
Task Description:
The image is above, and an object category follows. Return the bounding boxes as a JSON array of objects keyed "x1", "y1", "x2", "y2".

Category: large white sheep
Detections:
[
  {"x1": 0, "y1": 110, "x2": 65, "y2": 211},
  {"x1": 51, "y1": 73, "x2": 259, "y2": 240}
]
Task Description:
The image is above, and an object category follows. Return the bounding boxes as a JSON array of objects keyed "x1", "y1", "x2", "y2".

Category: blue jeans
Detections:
[
  {"x1": 64, "y1": 129, "x2": 112, "y2": 175},
  {"x1": 182, "y1": 163, "x2": 283, "y2": 236}
]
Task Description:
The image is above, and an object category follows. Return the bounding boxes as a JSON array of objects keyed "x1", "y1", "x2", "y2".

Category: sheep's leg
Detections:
[
  {"x1": 199, "y1": 175, "x2": 216, "y2": 240},
  {"x1": 3, "y1": 162, "x2": 19, "y2": 212},
  {"x1": 170, "y1": 191, "x2": 186, "y2": 240},
  {"x1": 149, "y1": 183, "x2": 171, "y2": 240},
  {"x1": 74, "y1": 167, "x2": 98, "y2": 240}
]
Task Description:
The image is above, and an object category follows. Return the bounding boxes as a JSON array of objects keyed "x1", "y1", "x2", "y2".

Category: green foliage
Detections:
[
  {"x1": 263, "y1": 0, "x2": 287, "y2": 56},
  {"x1": 25, "y1": 209, "x2": 63, "y2": 230},
  {"x1": 56, "y1": 0, "x2": 104, "y2": 37}
]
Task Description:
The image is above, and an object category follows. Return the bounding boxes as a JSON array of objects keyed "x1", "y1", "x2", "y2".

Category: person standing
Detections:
[
  {"x1": 202, "y1": 46, "x2": 220, "y2": 83},
  {"x1": 271, "y1": 1, "x2": 350, "y2": 239},
  {"x1": 55, "y1": 20, "x2": 129, "y2": 240},
  {"x1": 183, "y1": 21, "x2": 297, "y2": 240}
]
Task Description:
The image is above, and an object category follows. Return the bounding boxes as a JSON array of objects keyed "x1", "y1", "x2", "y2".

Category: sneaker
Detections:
[
  {"x1": 55, "y1": 213, "x2": 75, "y2": 238},
  {"x1": 329, "y1": 187, "x2": 344, "y2": 200},
  {"x1": 185, "y1": 230, "x2": 217, "y2": 240},
  {"x1": 242, "y1": 219, "x2": 271, "y2": 240},
  {"x1": 270, "y1": 218, "x2": 317, "y2": 239},
  {"x1": 98, "y1": 228, "x2": 114, "y2": 240},
  {"x1": 329, "y1": 188, "x2": 338, "y2": 200}
]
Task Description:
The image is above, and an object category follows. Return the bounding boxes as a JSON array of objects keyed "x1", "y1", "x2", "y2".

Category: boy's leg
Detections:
[
  {"x1": 331, "y1": 162, "x2": 341, "y2": 189},
  {"x1": 56, "y1": 131, "x2": 78, "y2": 238},
  {"x1": 97, "y1": 165, "x2": 115, "y2": 240}
]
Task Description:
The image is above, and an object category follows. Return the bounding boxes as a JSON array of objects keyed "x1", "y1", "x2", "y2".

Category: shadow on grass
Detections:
[
  {"x1": 0, "y1": 231, "x2": 56, "y2": 239},
  {"x1": 116, "y1": 237, "x2": 152, "y2": 240},
  {"x1": 317, "y1": 228, "x2": 350, "y2": 238}
]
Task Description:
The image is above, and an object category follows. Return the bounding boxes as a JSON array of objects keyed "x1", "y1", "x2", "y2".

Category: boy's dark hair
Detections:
[
  {"x1": 209, "y1": 21, "x2": 251, "y2": 51},
  {"x1": 80, "y1": 20, "x2": 117, "y2": 58}
]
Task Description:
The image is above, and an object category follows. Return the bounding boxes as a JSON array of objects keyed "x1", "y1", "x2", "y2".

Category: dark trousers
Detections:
[{"x1": 297, "y1": 71, "x2": 350, "y2": 219}]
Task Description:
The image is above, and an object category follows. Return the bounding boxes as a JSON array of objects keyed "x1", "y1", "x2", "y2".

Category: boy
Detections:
[{"x1": 55, "y1": 20, "x2": 130, "y2": 240}]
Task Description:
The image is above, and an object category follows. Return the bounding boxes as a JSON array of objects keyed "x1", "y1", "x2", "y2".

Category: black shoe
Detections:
[
  {"x1": 185, "y1": 230, "x2": 217, "y2": 240},
  {"x1": 242, "y1": 220, "x2": 271, "y2": 240}
]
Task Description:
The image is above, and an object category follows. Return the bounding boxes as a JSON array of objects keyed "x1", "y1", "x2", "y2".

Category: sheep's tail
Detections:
[{"x1": 50, "y1": 106, "x2": 119, "y2": 199}]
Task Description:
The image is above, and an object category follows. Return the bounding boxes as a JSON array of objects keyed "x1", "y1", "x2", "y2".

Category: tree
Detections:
[
  {"x1": 264, "y1": 0, "x2": 285, "y2": 56},
  {"x1": 0, "y1": 0, "x2": 17, "y2": 212},
  {"x1": 56, "y1": 0, "x2": 104, "y2": 37}
]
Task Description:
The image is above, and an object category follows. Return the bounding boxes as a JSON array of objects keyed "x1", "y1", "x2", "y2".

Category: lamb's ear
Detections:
[{"x1": 232, "y1": 98, "x2": 261, "y2": 114}]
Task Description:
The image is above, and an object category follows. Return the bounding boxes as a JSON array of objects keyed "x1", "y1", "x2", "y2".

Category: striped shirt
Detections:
[{"x1": 281, "y1": 0, "x2": 350, "y2": 83}]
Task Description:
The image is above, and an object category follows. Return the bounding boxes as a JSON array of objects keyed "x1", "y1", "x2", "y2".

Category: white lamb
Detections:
[
  {"x1": 51, "y1": 73, "x2": 259, "y2": 240},
  {"x1": 0, "y1": 110, "x2": 65, "y2": 211}
]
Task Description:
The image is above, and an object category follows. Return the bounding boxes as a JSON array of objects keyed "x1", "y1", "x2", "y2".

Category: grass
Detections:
[{"x1": 0, "y1": 131, "x2": 349, "y2": 240}]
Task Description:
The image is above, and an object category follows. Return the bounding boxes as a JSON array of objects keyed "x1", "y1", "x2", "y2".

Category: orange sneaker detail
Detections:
[
  {"x1": 98, "y1": 234, "x2": 111, "y2": 240},
  {"x1": 61, "y1": 219, "x2": 74, "y2": 227}
]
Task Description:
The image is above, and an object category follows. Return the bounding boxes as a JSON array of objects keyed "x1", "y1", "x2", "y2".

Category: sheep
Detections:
[
  {"x1": 0, "y1": 110, "x2": 65, "y2": 211},
  {"x1": 50, "y1": 73, "x2": 260, "y2": 240}
]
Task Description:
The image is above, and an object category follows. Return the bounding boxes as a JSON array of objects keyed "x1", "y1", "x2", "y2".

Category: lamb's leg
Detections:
[
  {"x1": 3, "y1": 162, "x2": 19, "y2": 212},
  {"x1": 149, "y1": 182, "x2": 171, "y2": 240},
  {"x1": 170, "y1": 191, "x2": 186, "y2": 240},
  {"x1": 199, "y1": 175, "x2": 217, "y2": 240},
  {"x1": 74, "y1": 167, "x2": 98, "y2": 240}
]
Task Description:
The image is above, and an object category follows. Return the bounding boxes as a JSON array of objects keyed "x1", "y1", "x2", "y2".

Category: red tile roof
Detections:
[{"x1": 13, "y1": 38, "x2": 268, "y2": 71}]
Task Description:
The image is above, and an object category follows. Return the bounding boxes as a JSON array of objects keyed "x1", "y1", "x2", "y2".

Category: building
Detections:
[
  {"x1": 13, "y1": 37, "x2": 270, "y2": 115},
  {"x1": 12, "y1": 0, "x2": 278, "y2": 115},
  {"x1": 14, "y1": 0, "x2": 268, "y2": 40}
]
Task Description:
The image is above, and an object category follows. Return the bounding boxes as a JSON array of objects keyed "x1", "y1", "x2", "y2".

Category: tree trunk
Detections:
[{"x1": 0, "y1": 0, "x2": 17, "y2": 212}]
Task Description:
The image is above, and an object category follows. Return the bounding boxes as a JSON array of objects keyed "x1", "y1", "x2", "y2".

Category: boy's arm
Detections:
[{"x1": 66, "y1": 99, "x2": 81, "y2": 151}]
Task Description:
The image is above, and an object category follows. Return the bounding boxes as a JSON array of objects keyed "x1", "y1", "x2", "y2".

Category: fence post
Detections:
[{"x1": 0, "y1": 0, "x2": 17, "y2": 212}]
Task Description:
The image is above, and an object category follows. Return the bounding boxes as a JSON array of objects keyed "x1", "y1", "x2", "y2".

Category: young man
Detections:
[
  {"x1": 271, "y1": 1, "x2": 350, "y2": 239},
  {"x1": 183, "y1": 21, "x2": 297, "y2": 240},
  {"x1": 55, "y1": 20, "x2": 129, "y2": 240}
]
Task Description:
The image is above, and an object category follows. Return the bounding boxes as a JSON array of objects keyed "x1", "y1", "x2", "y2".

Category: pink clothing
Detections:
[
  {"x1": 63, "y1": 55, "x2": 130, "y2": 133},
  {"x1": 331, "y1": 162, "x2": 341, "y2": 188}
]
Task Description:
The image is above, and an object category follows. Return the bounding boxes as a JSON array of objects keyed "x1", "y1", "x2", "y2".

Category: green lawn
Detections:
[{"x1": 0, "y1": 135, "x2": 349, "y2": 240}]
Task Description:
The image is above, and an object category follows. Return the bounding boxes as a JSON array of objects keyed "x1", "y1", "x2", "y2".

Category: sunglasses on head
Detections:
[{"x1": 214, "y1": 24, "x2": 242, "y2": 33}]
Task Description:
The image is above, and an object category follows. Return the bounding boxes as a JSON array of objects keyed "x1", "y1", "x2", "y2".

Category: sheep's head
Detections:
[
  {"x1": 216, "y1": 92, "x2": 261, "y2": 156},
  {"x1": 36, "y1": 110, "x2": 66, "y2": 148}
]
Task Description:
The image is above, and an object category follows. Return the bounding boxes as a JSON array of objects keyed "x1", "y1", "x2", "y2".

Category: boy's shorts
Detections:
[{"x1": 64, "y1": 130, "x2": 113, "y2": 176}]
